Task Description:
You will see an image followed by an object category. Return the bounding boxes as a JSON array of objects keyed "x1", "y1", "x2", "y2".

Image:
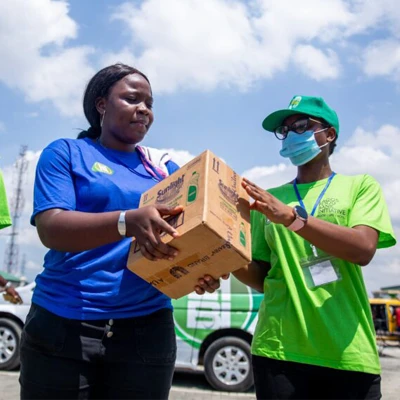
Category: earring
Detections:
[{"x1": 100, "y1": 111, "x2": 106, "y2": 128}]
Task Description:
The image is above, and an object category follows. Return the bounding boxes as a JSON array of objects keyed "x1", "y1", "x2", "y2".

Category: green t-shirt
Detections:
[
  {"x1": 0, "y1": 171, "x2": 11, "y2": 230},
  {"x1": 251, "y1": 174, "x2": 396, "y2": 375}
]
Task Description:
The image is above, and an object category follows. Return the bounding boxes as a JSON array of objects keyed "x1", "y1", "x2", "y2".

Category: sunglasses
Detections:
[{"x1": 274, "y1": 117, "x2": 330, "y2": 140}]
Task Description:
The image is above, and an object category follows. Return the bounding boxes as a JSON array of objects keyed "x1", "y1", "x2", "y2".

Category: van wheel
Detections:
[
  {"x1": 0, "y1": 318, "x2": 22, "y2": 371},
  {"x1": 204, "y1": 336, "x2": 253, "y2": 392}
]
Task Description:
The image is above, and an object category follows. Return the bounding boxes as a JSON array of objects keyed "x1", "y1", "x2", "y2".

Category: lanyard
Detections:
[
  {"x1": 135, "y1": 146, "x2": 167, "y2": 181},
  {"x1": 293, "y1": 172, "x2": 336, "y2": 217}
]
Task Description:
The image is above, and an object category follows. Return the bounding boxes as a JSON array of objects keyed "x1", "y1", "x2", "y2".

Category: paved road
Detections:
[
  {"x1": 1, "y1": 346, "x2": 399, "y2": 399},
  {"x1": 0, "y1": 370, "x2": 254, "y2": 400},
  {"x1": 378, "y1": 344, "x2": 400, "y2": 400}
]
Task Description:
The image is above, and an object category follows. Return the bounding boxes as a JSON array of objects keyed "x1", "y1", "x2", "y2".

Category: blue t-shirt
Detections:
[{"x1": 31, "y1": 137, "x2": 180, "y2": 320}]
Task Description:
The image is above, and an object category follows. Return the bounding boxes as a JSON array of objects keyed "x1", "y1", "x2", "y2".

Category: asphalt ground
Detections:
[{"x1": 1, "y1": 345, "x2": 399, "y2": 399}]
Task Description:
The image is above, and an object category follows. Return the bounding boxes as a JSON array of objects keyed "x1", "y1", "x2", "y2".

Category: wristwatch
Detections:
[
  {"x1": 286, "y1": 205, "x2": 308, "y2": 232},
  {"x1": 117, "y1": 211, "x2": 127, "y2": 237}
]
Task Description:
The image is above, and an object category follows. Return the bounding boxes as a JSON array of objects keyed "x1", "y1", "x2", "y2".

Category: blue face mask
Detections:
[{"x1": 280, "y1": 128, "x2": 329, "y2": 166}]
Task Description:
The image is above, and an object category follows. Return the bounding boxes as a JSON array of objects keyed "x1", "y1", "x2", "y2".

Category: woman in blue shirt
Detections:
[{"x1": 20, "y1": 63, "x2": 186, "y2": 399}]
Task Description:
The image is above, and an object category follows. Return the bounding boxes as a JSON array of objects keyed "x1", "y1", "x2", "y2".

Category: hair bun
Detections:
[{"x1": 77, "y1": 126, "x2": 100, "y2": 139}]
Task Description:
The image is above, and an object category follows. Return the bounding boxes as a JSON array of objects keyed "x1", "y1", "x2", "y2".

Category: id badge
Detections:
[{"x1": 301, "y1": 245, "x2": 341, "y2": 289}]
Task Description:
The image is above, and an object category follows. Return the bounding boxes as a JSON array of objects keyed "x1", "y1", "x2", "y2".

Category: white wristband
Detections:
[
  {"x1": 4, "y1": 281, "x2": 12, "y2": 289},
  {"x1": 118, "y1": 211, "x2": 127, "y2": 237}
]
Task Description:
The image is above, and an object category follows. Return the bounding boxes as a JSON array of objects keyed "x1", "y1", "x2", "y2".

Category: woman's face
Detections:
[
  {"x1": 98, "y1": 73, "x2": 154, "y2": 148},
  {"x1": 282, "y1": 114, "x2": 327, "y2": 146}
]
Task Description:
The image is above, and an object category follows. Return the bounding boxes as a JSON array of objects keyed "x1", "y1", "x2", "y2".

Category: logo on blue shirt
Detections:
[{"x1": 92, "y1": 162, "x2": 114, "y2": 175}]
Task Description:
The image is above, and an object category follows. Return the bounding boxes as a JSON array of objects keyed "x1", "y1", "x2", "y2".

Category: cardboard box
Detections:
[{"x1": 127, "y1": 150, "x2": 251, "y2": 299}]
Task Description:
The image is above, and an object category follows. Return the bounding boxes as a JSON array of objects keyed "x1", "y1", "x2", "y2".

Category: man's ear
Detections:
[
  {"x1": 326, "y1": 127, "x2": 337, "y2": 143},
  {"x1": 95, "y1": 97, "x2": 106, "y2": 115}
]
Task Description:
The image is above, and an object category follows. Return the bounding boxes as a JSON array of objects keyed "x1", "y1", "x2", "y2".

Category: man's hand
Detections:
[
  {"x1": 194, "y1": 274, "x2": 230, "y2": 295},
  {"x1": 242, "y1": 177, "x2": 294, "y2": 226},
  {"x1": 3, "y1": 286, "x2": 23, "y2": 304}
]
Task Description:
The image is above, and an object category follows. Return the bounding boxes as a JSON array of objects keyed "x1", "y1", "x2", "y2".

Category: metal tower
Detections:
[
  {"x1": 4, "y1": 145, "x2": 28, "y2": 275},
  {"x1": 20, "y1": 253, "x2": 26, "y2": 277}
]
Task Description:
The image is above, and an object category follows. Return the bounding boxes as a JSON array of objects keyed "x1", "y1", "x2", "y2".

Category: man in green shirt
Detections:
[
  {"x1": 196, "y1": 96, "x2": 396, "y2": 399},
  {"x1": 0, "y1": 170, "x2": 22, "y2": 304}
]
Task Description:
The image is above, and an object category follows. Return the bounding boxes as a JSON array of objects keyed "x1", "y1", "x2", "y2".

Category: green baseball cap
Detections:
[{"x1": 262, "y1": 95, "x2": 340, "y2": 136}]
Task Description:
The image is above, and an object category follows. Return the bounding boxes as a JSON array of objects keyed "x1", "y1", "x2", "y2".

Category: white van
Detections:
[
  {"x1": 173, "y1": 276, "x2": 263, "y2": 392},
  {"x1": 0, "y1": 282, "x2": 35, "y2": 370}
]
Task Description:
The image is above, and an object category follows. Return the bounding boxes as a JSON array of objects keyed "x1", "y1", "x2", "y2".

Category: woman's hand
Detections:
[
  {"x1": 194, "y1": 274, "x2": 230, "y2": 295},
  {"x1": 242, "y1": 178, "x2": 294, "y2": 226},
  {"x1": 126, "y1": 205, "x2": 184, "y2": 261}
]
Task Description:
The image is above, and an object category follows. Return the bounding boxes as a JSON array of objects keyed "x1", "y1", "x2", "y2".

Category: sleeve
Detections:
[
  {"x1": 166, "y1": 160, "x2": 180, "y2": 175},
  {"x1": 348, "y1": 174, "x2": 396, "y2": 249},
  {"x1": 0, "y1": 170, "x2": 12, "y2": 230},
  {"x1": 251, "y1": 209, "x2": 271, "y2": 262},
  {"x1": 31, "y1": 140, "x2": 77, "y2": 226}
]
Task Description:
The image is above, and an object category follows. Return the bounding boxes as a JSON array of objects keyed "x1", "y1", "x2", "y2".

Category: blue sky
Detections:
[{"x1": 0, "y1": 0, "x2": 399, "y2": 294}]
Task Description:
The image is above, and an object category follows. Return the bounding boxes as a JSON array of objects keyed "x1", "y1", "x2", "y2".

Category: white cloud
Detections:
[
  {"x1": 349, "y1": 0, "x2": 400, "y2": 81},
  {"x1": 0, "y1": 0, "x2": 95, "y2": 116},
  {"x1": 254, "y1": 0, "x2": 351, "y2": 44},
  {"x1": 109, "y1": 0, "x2": 269, "y2": 92},
  {"x1": 240, "y1": 123, "x2": 400, "y2": 294},
  {"x1": 293, "y1": 45, "x2": 341, "y2": 81},
  {"x1": 242, "y1": 163, "x2": 295, "y2": 190},
  {"x1": 159, "y1": 148, "x2": 196, "y2": 167},
  {"x1": 361, "y1": 39, "x2": 400, "y2": 81},
  {"x1": 105, "y1": 0, "x2": 400, "y2": 90},
  {"x1": 2, "y1": 0, "x2": 400, "y2": 113},
  {"x1": 107, "y1": 0, "x2": 354, "y2": 93},
  {"x1": 0, "y1": 121, "x2": 5, "y2": 133},
  {"x1": 26, "y1": 46, "x2": 95, "y2": 115},
  {"x1": 345, "y1": 0, "x2": 400, "y2": 37},
  {"x1": 333, "y1": 125, "x2": 400, "y2": 216}
]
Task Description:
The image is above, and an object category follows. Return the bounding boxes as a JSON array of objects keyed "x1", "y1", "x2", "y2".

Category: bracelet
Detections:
[
  {"x1": 1, "y1": 281, "x2": 12, "y2": 291},
  {"x1": 117, "y1": 211, "x2": 127, "y2": 237}
]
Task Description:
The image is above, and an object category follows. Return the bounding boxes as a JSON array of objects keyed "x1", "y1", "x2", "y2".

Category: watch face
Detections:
[{"x1": 294, "y1": 205, "x2": 308, "y2": 220}]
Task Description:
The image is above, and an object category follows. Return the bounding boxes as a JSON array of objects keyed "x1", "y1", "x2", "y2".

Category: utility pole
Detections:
[
  {"x1": 4, "y1": 145, "x2": 28, "y2": 275},
  {"x1": 20, "y1": 253, "x2": 26, "y2": 277}
]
